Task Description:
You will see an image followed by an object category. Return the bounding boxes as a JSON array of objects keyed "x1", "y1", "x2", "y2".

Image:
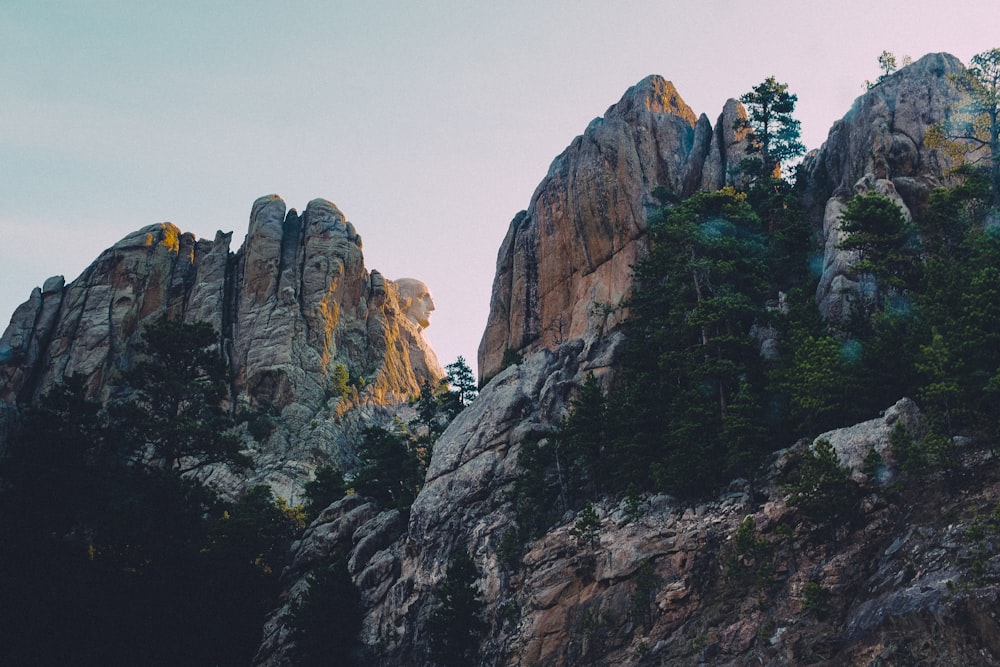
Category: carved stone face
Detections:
[{"x1": 396, "y1": 278, "x2": 435, "y2": 329}]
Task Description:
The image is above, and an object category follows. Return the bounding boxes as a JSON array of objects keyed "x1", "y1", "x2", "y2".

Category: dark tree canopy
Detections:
[
  {"x1": 426, "y1": 550, "x2": 487, "y2": 667},
  {"x1": 115, "y1": 317, "x2": 249, "y2": 473},
  {"x1": 837, "y1": 191, "x2": 920, "y2": 298},
  {"x1": 287, "y1": 554, "x2": 365, "y2": 666},
  {"x1": 352, "y1": 426, "x2": 424, "y2": 513}
]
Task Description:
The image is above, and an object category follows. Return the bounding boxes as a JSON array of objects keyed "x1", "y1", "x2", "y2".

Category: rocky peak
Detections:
[
  {"x1": 606, "y1": 75, "x2": 698, "y2": 124},
  {"x1": 477, "y1": 75, "x2": 749, "y2": 382},
  {"x1": 798, "y1": 52, "x2": 967, "y2": 321},
  {"x1": 0, "y1": 195, "x2": 443, "y2": 496}
]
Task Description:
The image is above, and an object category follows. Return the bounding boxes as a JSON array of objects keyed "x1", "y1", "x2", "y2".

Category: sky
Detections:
[{"x1": 2, "y1": 0, "x2": 997, "y2": 375}]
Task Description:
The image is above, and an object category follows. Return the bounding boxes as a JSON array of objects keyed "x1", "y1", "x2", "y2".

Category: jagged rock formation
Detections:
[
  {"x1": 253, "y1": 53, "x2": 1000, "y2": 667},
  {"x1": 798, "y1": 52, "x2": 968, "y2": 321},
  {"x1": 0, "y1": 196, "x2": 443, "y2": 496},
  {"x1": 5, "y1": 49, "x2": 994, "y2": 666},
  {"x1": 478, "y1": 76, "x2": 751, "y2": 382},
  {"x1": 256, "y1": 334, "x2": 624, "y2": 665}
]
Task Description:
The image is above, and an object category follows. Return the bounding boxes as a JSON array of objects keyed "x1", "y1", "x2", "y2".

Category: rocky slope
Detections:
[
  {"x1": 250, "y1": 53, "x2": 1000, "y2": 666},
  {"x1": 0, "y1": 196, "x2": 443, "y2": 497}
]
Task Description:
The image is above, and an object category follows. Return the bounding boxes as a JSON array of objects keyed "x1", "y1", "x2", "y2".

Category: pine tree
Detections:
[
  {"x1": 114, "y1": 317, "x2": 249, "y2": 473},
  {"x1": 738, "y1": 76, "x2": 806, "y2": 180},
  {"x1": 427, "y1": 550, "x2": 486, "y2": 667},
  {"x1": 352, "y1": 426, "x2": 424, "y2": 512},
  {"x1": 288, "y1": 554, "x2": 365, "y2": 667}
]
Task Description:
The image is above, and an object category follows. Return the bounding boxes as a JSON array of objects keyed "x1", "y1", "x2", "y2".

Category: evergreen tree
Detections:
[
  {"x1": 837, "y1": 192, "x2": 919, "y2": 300},
  {"x1": 787, "y1": 438, "x2": 860, "y2": 526},
  {"x1": 445, "y1": 356, "x2": 478, "y2": 409},
  {"x1": 426, "y1": 550, "x2": 487, "y2": 667},
  {"x1": 303, "y1": 464, "x2": 347, "y2": 521},
  {"x1": 930, "y1": 48, "x2": 1000, "y2": 209},
  {"x1": 288, "y1": 554, "x2": 364, "y2": 666},
  {"x1": 570, "y1": 501, "x2": 602, "y2": 549},
  {"x1": 115, "y1": 317, "x2": 250, "y2": 473},
  {"x1": 352, "y1": 426, "x2": 424, "y2": 513},
  {"x1": 558, "y1": 373, "x2": 609, "y2": 499},
  {"x1": 738, "y1": 76, "x2": 806, "y2": 180},
  {"x1": 614, "y1": 189, "x2": 773, "y2": 496}
]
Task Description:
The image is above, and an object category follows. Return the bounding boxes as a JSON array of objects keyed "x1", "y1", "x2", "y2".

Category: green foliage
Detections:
[
  {"x1": 500, "y1": 347, "x2": 523, "y2": 371},
  {"x1": 288, "y1": 554, "x2": 365, "y2": 666},
  {"x1": 738, "y1": 76, "x2": 806, "y2": 179},
  {"x1": 303, "y1": 464, "x2": 347, "y2": 521},
  {"x1": 622, "y1": 483, "x2": 644, "y2": 524},
  {"x1": 574, "y1": 607, "x2": 614, "y2": 666},
  {"x1": 571, "y1": 501, "x2": 602, "y2": 549},
  {"x1": 330, "y1": 362, "x2": 351, "y2": 398},
  {"x1": 352, "y1": 426, "x2": 424, "y2": 513},
  {"x1": 497, "y1": 528, "x2": 524, "y2": 572},
  {"x1": 783, "y1": 333, "x2": 858, "y2": 434},
  {"x1": 558, "y1": 373, "x2": 610, "y2": 498},
  {"x1": 205, "y1": 485, "x2": 302, "y2": 576},
  {"x1": 239, "y1": 405, "x2": 276, "y2": 442},
  {"x1": 445, "y1": 355, "x2": 478, "y2": 408},
  {"x1": 837, "y1": 192, "x2": 920, "y2": 298},
  {"x1": 426, "y1": 550, "x2": 487, "y2": 667},
  {"x1": 786, "y1": 439, "x2": 860, "y2": 526},
  {"x1": 727, "y1": 515, "x2": 776, "y2": 587},
  {"x1": 612, "y1": 189, "x2": 774, "y2": 496},
  {"x1": 865, "y1": 50, "x2": 910, "y2": 89},
  {"x1": 935, "y1": 48, "x2": 1000, "y2": 208},
  {"x1": 408, "y1": 372, "x2": 467, "y2": 459},
  {"x1": 862, "y1": 446, "x2": 885, "y2": 481},
  {"x1": 802, "y1": 581, "x2": 831, "y2": 619},
  {"x1": 512, "y1": 437, "x2": 564, "y2": 538},
  {"x1": 114, "y1": 317, "x2": 250, "y2": 473}
]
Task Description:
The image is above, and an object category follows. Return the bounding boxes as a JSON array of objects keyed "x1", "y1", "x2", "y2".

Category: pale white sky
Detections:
[{"x1": 2, "y1": 0, "x2": 997, "y2": 373}]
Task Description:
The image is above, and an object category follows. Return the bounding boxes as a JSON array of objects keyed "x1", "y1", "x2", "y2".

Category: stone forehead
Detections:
[{"x1": 395, "y1": 278, "x2": 431, "y2": 294}]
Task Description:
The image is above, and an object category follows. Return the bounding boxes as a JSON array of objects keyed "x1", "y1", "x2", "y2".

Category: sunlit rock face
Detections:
[
  {"x1": 477, "y1": 75, "x2": 750, "y2": 383},
  {"x1": 797, "y1": 52, "x2": 967, "y2": 322},
  {"x1": 0, "y1": 195, "x2": 444, "y2": 495}
]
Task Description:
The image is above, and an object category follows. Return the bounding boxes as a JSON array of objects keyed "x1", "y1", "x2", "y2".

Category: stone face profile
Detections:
[{"x1": 395, "y1": 278, "x2": 435, "y2": 329}]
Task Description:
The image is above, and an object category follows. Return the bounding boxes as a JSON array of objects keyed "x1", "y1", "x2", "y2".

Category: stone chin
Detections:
[{"x1": 395, "y1": 277, "x2": 435, "y2": 329}]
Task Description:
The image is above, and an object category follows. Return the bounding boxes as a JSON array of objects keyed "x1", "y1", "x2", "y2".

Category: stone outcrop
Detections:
[
  {"x1": 477, "y1": 76, "x2": 750, "y2": 382},
  {"x1": 0, "y1": 196, "x2": 443, "y2": 496},
  {"x1": 798, "y1": 53, "x2": 967, "y2": 321},
  {"x1": 256, "y1": 333, "x2": 625, "y2": 666}
]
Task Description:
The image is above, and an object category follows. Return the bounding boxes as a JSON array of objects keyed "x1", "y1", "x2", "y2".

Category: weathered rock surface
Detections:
[
  {"x1": 477, "y1": 75, "x2": 749, "y2": 382},
  {"x1": 815, "y1": 397, "x2": 923, "y2": 481},
  {"x1": 798, "y1": 52, "x2": 968, "y2": 321},
  {"x1": 0, "y1": 196, "x2": 444, "y2": 496},
  {"x1": 256, "y1": 55, "x2": 998, "y2": 666},
  {"x1": 261, "y1": 361, "x2": 1000, "y2": 666}
]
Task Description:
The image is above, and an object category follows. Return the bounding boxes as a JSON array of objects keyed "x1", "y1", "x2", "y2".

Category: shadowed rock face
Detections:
[
  {"x1": 0, "y1": 196, "x2": 443, "y2": 495},
  {"x1": 477, "y1": 76, "x2": 751, "y2": 383}
]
